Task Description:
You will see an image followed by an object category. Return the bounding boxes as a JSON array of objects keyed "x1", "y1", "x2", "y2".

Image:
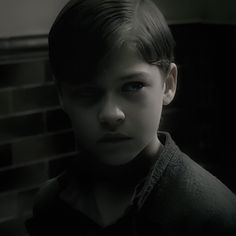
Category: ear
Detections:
[{"x1": 163, "y1": 63, "x2": 177, "y2": 106}]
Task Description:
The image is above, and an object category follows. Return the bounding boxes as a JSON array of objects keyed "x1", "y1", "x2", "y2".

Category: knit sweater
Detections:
[{"x1": 26, "y1": 132, "x2": 236, "y2": 235}]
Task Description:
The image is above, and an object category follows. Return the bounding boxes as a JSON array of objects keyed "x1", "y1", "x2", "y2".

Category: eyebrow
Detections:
[
  {"x1": 118, "y1": 72, "x2": 151, "y2": 81},
  {"x1": 67, "y1": 71, "x2": 152, "y2": 89}
]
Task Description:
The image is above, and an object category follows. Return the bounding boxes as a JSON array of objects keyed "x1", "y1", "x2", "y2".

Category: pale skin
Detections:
[{"x1": 59, "y1": 45, "x2": 177, "y2": 227}]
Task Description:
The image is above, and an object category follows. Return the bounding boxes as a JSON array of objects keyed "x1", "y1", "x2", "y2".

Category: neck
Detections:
[
  {"x1": 70, "y1": 135, "x2": 163, "y2": 188},
  {"x1": 136, "y1": 135, "x2": 162, "y2": 162}
]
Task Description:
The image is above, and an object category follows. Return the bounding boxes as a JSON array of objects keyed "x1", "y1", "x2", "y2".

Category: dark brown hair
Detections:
[{"x1": 49, "y1": 0, "x2": 175, "y2": 84}]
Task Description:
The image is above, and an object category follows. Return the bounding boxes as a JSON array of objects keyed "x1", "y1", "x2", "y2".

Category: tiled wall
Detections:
[
  {"x1": 0, "y1": 24, "x2": 235, "y2": 235},
  {"x1": 0, "y1": 39, "x2": 77, "y2": 235}
]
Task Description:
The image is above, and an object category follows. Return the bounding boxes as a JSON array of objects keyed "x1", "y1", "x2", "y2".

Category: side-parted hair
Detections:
[{"x1": 49, "y1": 0, "x2": 175, "y2": 84}]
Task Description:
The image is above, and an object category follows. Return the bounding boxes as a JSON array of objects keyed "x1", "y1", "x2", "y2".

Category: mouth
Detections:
[{"x1": 98, "y1": 133, "x2": 132, "y2": 144}]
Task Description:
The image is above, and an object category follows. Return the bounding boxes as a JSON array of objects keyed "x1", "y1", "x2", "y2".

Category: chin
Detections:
[{"x1": 96, "y1": 151, "x2": 136, "y2": 166}]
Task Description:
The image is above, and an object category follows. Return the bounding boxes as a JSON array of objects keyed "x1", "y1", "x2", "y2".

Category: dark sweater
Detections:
[{"x1": 26, "y1": 132, "x2": 236, "y2": 235}]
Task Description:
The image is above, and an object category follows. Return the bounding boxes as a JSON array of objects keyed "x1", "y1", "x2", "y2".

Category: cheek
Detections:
[
  {"x1": 65, "y1": 108, "x2": 97, "y2": 137},
  {"x1": 127, "y1": 93, "x2": 163, "y2": 126},
  {"x1": 125, "y1": 102, "x2": 162, "y2": 152},
  {"x1": 138, "y1": 107, "x2": 162, "y2": 131},
  {"x1": 126, "y1": 104, "x2": 162, "y2": 142}
]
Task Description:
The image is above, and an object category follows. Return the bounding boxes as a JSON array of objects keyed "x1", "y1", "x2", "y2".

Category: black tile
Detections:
[
  {"x1": 0, "y1": 162, "x2": 48, "y2": 193},
  {"x1": 0, "y1": 91, "x2": 12, "y2": 116},
  {"x1": 0, "y1": 113, "x2": 45, "y2": 143},
  {"x1": 0, "y1": 144, "x2": 12, "y2": 167},
  {"x1": 0, "y1": 61, "x2": 46, "y2": 88}
]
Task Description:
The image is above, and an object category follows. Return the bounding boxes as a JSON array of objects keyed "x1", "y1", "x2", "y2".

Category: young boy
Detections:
[{"x1": 26, "y1": 0, "x2": 236, "y2": 235}]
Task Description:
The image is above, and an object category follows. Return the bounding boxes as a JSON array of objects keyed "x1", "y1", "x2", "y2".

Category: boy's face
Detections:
[{"x1": 61, "y1": 45, "x2": 176, "y2": 166}]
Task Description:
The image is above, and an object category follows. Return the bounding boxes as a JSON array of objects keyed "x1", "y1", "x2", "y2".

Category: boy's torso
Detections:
[{"x1": 26, "y1": 132, "x2": 236, "y2": 235}]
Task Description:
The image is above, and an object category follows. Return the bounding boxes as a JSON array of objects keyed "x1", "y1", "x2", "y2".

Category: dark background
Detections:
[{"x1": 164, "y1": 24, "x2": 236, "y2": 192}]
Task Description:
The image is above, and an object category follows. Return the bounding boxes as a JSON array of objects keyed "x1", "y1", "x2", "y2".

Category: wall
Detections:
[
  {"x1": 0, "y1": 0, "x2": 236, "y2": 38},
  {"x1": 158, "y1": 0, "x2": 236, "y2": 24},
  {"x1": 0, "y1": 0, "x2": 69, "y2": 38},
  {"x1": 0, "y1": 42, "x2": 77, "y2": 235}
]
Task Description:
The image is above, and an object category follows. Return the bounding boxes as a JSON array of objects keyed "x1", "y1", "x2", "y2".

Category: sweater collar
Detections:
[{"x1": 132, "y1": 132, "x2": 179, "y2": 210}]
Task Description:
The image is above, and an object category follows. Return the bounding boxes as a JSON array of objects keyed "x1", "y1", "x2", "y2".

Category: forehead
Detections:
[
  {"x1": 61, "y1": 44, "x2": 163, "y2": 88},
  {"x1": 92, "y1": 45, "x2": 163, "y2": 84}
]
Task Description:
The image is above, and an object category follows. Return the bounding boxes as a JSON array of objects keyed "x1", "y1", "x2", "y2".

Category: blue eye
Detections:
[{"x1": 122, "y1": 82, "x2": 145, "y2": 92}]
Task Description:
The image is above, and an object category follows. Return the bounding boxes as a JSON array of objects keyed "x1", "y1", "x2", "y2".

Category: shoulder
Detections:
[
  {"x1": 177, "y1": 153, "x2": 236, "y2": 212},
  {"x1": 33, "y1": 175, "x2": 62, "y2": 216},
  {"x1": 145, "y1": 147, "x2": 236, "y2": 234},
  {"x1": 25, "y1": 176, "x2": 63, "y2": 235}
]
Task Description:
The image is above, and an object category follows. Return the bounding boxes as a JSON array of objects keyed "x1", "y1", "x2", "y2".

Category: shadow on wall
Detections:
[{"x1": 162, "y1": 23, "x2": 236, "y2": 193}]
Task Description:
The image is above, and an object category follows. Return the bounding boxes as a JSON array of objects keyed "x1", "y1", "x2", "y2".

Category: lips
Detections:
[{"x1": 98, "y1": 133, "x2": 132, "y2": 143}]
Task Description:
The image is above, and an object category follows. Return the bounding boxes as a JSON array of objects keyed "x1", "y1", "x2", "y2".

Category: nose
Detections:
[{"x1": 98, "y1": 97, "x2": 125, "y2": 131}]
